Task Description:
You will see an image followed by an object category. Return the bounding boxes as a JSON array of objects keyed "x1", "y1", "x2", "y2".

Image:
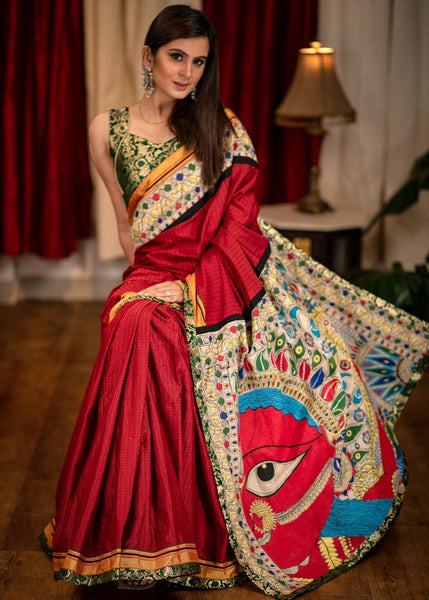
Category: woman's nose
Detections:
[{"x1": 180, "y1": 60, "x2": 192, "y2": 79}]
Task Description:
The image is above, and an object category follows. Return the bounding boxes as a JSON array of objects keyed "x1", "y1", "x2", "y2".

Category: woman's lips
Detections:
[{"x1": 173, "y1": 82, "x2": 189, "y2": 90}]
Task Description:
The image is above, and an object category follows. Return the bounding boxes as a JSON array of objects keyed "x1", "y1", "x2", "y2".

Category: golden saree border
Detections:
[
  {"x1": 127, "y1": 109, "x2": 257, "y2": 250},
  {"x1": 127, "y1": 145, "x2": 196, "y2": 223},
  {"x1": 185, "y1": 273, "x2": 206, "y2": 328},
  {"x1": 52, "y1": 544, "x2": 241, "y2": 580},
  {"x1": 53, "y1": 543, "x2": 199, "y2": 576},
  {"x1": 224, "y1": 107, "x2": 237, "y2": 123},
  {"x1": 193, "y1": 558, "x2": 243, "y2": 580},
  {"x1": 108, "y1": 291, "x2": 183, "y2": 324},
  {"x1": 109, "y1": 291, "x2": 140, "y2": 323},
  {"x1": 43, "y1": 520, "x2": 242, "y2": 582},
  {"x1": 41, "y1": 519, "x2": 55, "y2": 554}
]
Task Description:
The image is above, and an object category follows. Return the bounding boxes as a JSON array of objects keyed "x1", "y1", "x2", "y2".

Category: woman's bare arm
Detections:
[{"x1": 88, "y1": 112, "x2": 135, "y2": 264}]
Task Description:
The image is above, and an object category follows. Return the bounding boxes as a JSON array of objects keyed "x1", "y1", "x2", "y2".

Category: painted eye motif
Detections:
[{"x1": 246, "y1": 451, "x2": 307, "y2": 497}]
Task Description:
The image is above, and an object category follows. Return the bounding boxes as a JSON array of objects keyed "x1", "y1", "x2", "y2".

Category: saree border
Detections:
[
  {"x1": 168, "y1": 156, "x2": 259, "y2": 230},
  {"x1": 108, "y1": 291, "x2": 183, "y2": 324},
  {"x1": 127, "y1": 109, "x2": 259, "y2": 249},
  {"x1": 126, "y1": 107, "x2": 240, "y2": 224},
  {"x1": 127, "y1": 145, "x2": 196, "y2": 223},
  {"x1": 40, "y1": 521, "x2": 243, "y2": 588}
]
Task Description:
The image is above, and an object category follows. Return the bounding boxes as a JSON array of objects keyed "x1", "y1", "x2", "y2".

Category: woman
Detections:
[{"x1": 40, "y1": 4, "x2": 429, "y2": 598}]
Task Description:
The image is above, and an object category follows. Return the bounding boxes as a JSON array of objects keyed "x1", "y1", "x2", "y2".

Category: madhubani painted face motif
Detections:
[{"x1": 239, "y1": 399, "x2": 335, "y2": 569}]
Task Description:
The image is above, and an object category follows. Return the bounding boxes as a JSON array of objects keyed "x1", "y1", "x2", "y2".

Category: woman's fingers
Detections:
[{"x1": 138, "y1": 281, "x2": 184, "y2": 303}]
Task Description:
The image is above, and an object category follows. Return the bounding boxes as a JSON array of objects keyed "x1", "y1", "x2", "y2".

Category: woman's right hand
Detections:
[{"x1": 138, "y1": 281, "x2": 184, "y2": 304}]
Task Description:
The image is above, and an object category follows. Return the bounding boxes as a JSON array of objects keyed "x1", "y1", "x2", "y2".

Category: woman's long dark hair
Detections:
[{"x1": 144, "y1": 4, "x2": 230, "y2": 188}]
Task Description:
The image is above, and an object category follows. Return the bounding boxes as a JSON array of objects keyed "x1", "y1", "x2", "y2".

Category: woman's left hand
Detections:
[{"x1": 138, "y1": 281, "x2": 184, "y2": 304}]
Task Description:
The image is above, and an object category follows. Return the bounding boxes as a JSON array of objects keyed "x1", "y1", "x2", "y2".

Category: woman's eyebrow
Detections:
[{"x1": 168, "y1": 48, "x2": 207, "y2": 59}]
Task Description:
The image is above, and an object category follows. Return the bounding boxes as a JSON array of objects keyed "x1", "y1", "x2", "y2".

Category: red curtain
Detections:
[
  {"x1": 0, "y1": 0, "x2": 92, "y2": 258},
  {"x1": 203, "y1": 0, "x2": 318, "y2": 205}
]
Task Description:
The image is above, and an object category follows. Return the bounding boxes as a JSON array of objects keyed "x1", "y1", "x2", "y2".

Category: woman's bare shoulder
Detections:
[
  {"x1": 89, "y1": 111, "x2": 110, "y2": 135},
  {"x1": 88, "y1": 111, "x2": 111, "y2": 154}
]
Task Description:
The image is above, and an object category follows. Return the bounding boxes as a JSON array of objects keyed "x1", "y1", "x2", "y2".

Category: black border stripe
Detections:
[
  {"x1": 233, "y1": 156, "x2": 258, "y2": 167},
  {"x1": 255, "y1": 243, "x2": 271, "y2": 276},
  {"x1": 168, "y1": 166, "x2": 232, "y2": 229},
  {"x1": 167, "y1": 156, "x2": 258, "y2": 230},
  {"x1": 196, "y1": 313, "x2": 248, "y2": 334},
  {"x1": 195, "y1": 288, "x2": 266, "y2": 335},
  {"x1": 194, "y1": 239, "x2": 270, "y2": 335},
  {"x1": 249, "y1": 287, "x2": 266, "y2": 312}
]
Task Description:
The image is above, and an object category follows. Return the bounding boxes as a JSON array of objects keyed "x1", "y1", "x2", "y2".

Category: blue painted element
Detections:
[
  {"x1": 353, "y1": 389, "x2": 362, "y2": 404},
  {"x1": 321, "y1": 497, "x2": 393, "y2": 537},
  {"x1": 310, "y1": 368, "x2": 324, "y2": 389},
  {"x1": 395, "y1": 443, "x2": 405, "y2": 476},
  {"x1": 239, "y1": 388, "x2": 321, "y2": 433},
  {"x1": 290, "y1": 306, "x2": 302, "y2": 324},
  {"x1": 310, "y1": 318, "x2": 321, "y2": 337}
]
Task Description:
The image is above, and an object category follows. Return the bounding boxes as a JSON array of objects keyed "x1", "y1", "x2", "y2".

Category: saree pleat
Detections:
[{"x1": 47, "y1": 298, "x2": 241, "y2": 584}]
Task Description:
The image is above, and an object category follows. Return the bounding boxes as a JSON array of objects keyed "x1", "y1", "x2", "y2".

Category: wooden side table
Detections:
[{"x1": 259, "y1": 204, "x2": 365, "y2": 275}]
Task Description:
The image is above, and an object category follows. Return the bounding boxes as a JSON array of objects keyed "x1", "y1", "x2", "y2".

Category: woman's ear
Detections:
[{"x1": 141, "y1": 45, "x2": 153, "y2": 68}]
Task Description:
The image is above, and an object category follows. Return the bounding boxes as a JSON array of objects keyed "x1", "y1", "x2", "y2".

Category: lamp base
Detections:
[
  {"x1": 298, "y1": 164, "x2": 333, "y2": 214},
  {"x1": 298, "y1": 193, "x2": 333, "y2": 214}
]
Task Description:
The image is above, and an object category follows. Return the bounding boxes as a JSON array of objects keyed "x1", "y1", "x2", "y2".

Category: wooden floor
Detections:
[{"x1": 0, "y1": 301, "x2": 427, "y2": 600}]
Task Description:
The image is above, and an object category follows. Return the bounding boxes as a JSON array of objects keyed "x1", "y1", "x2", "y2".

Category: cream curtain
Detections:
[
  {"x1": 318, "y1": 0, "x2": 429, "y2": 268},
  {"x1": 83, "y1": 0, "x2": 202, "y2": 260}
]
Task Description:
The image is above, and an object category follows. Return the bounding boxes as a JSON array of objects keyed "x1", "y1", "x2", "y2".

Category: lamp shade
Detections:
[{"x1": 275, "y1": 41, "x2": 356, "y2": 127}]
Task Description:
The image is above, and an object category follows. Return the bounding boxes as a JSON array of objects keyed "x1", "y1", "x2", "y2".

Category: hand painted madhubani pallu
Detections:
[
  {"x1": 113, "y1": 111, "x2": 429, "y2": 597},
  {"x1": 43, "y1": 110, "x2": 429, "y2": 598}
]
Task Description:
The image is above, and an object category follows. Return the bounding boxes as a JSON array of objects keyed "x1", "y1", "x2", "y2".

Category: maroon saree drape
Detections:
[
  {"x1": 0, "y1": 0, "x2": 92, "y2": 258},
  {"x1": 43, "y1": 110, "x2": 429, "y2": 596},
  {"x1": 203, "y1": 0, "x2": 318, "y2": 205}
]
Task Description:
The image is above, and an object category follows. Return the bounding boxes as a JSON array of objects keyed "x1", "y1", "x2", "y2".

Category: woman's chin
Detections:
[{"x1": 153, "y1": 88, "x2": 191, "y2": 103}]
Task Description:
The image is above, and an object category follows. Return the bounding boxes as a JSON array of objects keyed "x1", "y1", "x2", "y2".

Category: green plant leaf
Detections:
[
  {"x1": 365, "y1": 149, "x2": 429, "y2": 233},
  {"x1": 347, "y1": 264, "x2": 429, "y2": 320}
]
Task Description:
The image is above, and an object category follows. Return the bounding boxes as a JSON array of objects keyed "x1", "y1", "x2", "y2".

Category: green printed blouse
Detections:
[{"x1": 109, "y1": 107, "x2": 181, "y2": 206}]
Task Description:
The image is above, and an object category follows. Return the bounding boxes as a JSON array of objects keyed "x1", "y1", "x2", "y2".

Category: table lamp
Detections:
[{"x1": 275, "y1": 41, "x2": 356, "y2": 214}]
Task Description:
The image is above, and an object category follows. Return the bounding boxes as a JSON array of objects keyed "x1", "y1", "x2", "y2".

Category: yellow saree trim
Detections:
[
  {"x1": 192, "y1": 558, "x2": 244, "y2": 580},
  {"x1": 108, "y1": 291, "x2": 184, "y2": 324},
  {"x1": 108, "y1": 291, "x2": 140, "y2": 323},
  {"x1": 53, "y1": 544, "x2": 198, "y2": 576},
  {"x1": 127, "y1": 144, "x2": 196, "y2": 224},
  {"x1": 45, "y1": 521, "x2": 241, "y2": 580},
  {"x1": 53, "y1": 549, "x2": 241, "y2": 580},
  {"x1": 185, "y1": 273, "x2": 206, "y2": 328},
  {"x1": 42, "y1": 519, "x2": 55, "y2": 551},
  {"x1": 224, "y1": 107, "x2": 237, "y2": 122}
]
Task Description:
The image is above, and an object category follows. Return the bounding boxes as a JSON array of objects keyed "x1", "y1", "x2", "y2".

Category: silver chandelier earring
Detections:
[
  {"x1": 191, "y1": 87, "x2": 197, "y2": 101},
  {"x1": 142, "y1": 66, "x2": 154, "y2": 97}
]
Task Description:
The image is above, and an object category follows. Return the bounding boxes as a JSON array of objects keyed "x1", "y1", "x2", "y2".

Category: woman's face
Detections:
[{"x1": 145, "y1": 37, "x2": 210, "y2": 102}]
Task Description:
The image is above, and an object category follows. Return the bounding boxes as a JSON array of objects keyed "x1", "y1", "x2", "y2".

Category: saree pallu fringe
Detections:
[{"x1": 43, "y1": 111, "x2": 429, "y2": 598}]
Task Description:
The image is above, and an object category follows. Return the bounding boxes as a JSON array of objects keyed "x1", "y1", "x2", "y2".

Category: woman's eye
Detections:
[
  {"x1": 246, "y1": 452, "x2": 307, "y2": 497},
  {"x1": 170, "y1": 53, "x2": 183, "y2": 62},
  {"x1": 194, "y1": 59, "x2": 206, "y2": 67}
]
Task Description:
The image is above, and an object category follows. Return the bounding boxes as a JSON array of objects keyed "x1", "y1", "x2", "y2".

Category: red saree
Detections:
[{"x1": 41, "y1": 111, "x2": 429, "y2": 597}]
